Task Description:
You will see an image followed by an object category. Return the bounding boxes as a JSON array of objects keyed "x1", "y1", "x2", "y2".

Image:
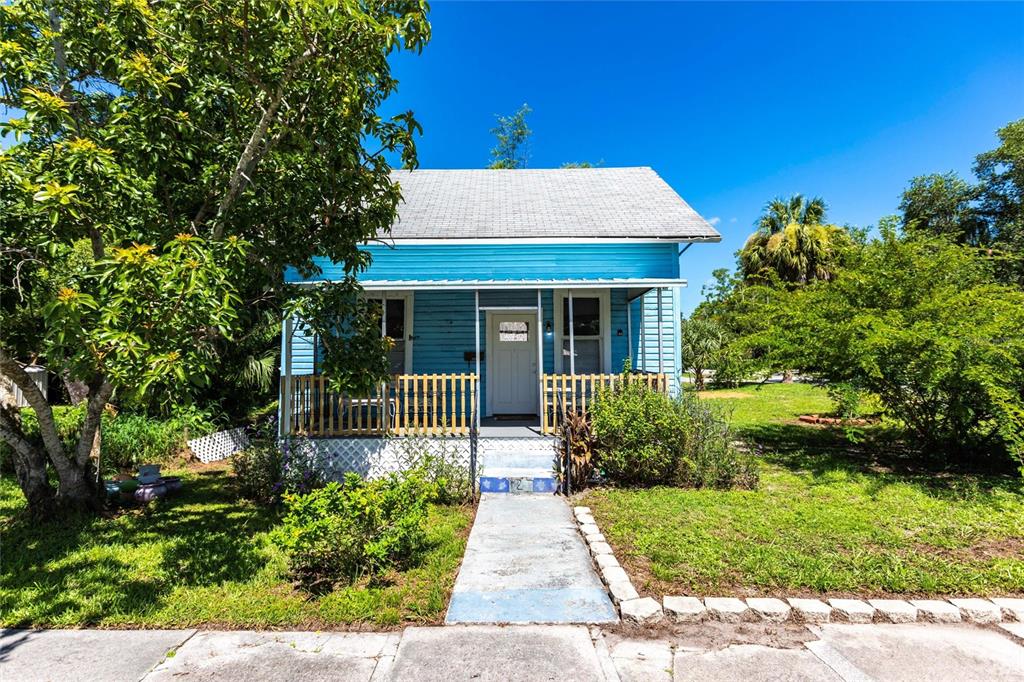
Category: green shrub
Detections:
[
  {"x1": 590, "y1": 380, "x2": 757, "y2": 489},
  {"x1": 232, "y1": 440, "x2": 283, "y2": 504},
  {"x1": 396, "y1": 438, "x2": 473, "y2": 505},
  {"x1": 710, "y1": 345, "x2": 760, "y2": 388},
  {"x1": 276, "y1": 468, "x2": 436, "y2": 592},
  {"x1": 826, "y1": 383, "x2": 866, "y2": 419},
  {"x1": 768, "y1": 226, "x2": 1024, "y2": 471},
  {"x1": 1, "y1": 405, "x2": 216, "y2": 473}
]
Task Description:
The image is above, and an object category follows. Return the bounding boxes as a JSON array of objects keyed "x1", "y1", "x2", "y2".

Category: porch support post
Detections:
[
  {"x1": 626, "y1": 296, "x2": 633, "y2": 368},
  {"x1": 474, "y1": 289, "x2": 481, "y2": 430},
  {"x1": 536, "y1": 288, "x2": 543, "y2": 418},
  {"x1": 656, "y1": 288, "x2": 664, "y2": 374},
  {"x1": 281, "y1": 316, "x2": 294, "y2": 438},
  {"x1": 568, "y1": 290, "x2": 576, "y2": 376}
]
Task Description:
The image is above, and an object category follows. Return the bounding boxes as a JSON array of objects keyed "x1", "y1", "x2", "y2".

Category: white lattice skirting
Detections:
[
  {"x1": 287, "y1": 436, "x2": 556, "y2": 480},
  {"x1": 290, "y1": 437, "x2": 472, "y2": 480},
  {"x1": 188, "y1": 427, "x2": 250, "y2": 463}
]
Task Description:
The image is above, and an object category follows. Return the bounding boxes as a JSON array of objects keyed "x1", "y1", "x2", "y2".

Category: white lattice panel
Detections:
[
  {"x1": 188, "y1": 427, "x2": 250, "y2": 463},
  {"x1": 289, "y1": 436, "x2": 473, "y2": 481}
]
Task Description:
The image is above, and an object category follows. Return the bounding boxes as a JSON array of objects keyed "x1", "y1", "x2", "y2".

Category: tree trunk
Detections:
[
  {"x1": 1, "y1": 351, "x2": 109, "y2": 517},
  {"x1": 62, "y1": 368, "x2": 89, "y2": 405},
  {"x1": 0, "y1": 409, "x2": 58, "y2": 519}
]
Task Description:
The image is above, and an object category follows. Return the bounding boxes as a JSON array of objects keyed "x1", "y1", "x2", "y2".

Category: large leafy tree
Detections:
[
  {"x1": 739, "y1": 195, "x2": 851, "y2": 285},
  {"x1": 766, "y1": 220, "x2": 1024, "y2": 471},
  {"x1": 899, "y1": 172, "x2": 989, "y2": 245},
  {"x1": 900, "y1": 119, "x2": 1023, "y2": 284},
  {"x1": 0, "y1": 0, "x2": 429, "y2": 517}
]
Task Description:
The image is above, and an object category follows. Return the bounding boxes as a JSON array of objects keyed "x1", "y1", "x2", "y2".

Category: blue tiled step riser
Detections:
[{"x1": 479, "y1": 476, "x2": 558, "y2": 494}]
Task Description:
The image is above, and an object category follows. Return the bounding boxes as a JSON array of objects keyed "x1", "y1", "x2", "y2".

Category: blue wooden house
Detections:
[{"x1": 279, "y1": 167, "x2": 718, "y2": 471}]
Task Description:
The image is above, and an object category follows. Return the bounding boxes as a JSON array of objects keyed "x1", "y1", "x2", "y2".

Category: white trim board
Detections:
[
  {"x1": 374, "y1": 236, "x2": 721, "y2": 245},
  {"x1": 290, "y1": 278, "x2": 688, "y2": 291}
]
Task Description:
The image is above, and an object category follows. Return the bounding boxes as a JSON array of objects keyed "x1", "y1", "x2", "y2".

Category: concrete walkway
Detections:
[
  {"x1": 444, "y1": 493, "x2": 617, "y2": 624},
  {"x1": 3, "y1": 622, "x2": 1023, "y2": 681}
]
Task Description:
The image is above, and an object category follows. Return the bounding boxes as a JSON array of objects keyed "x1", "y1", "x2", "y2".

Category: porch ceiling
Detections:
[{"x1": 292, "y1": 277, "x2": 688, "y2": 291}]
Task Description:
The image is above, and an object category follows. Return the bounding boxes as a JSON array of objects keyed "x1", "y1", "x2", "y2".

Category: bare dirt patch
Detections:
[{"x1": 602, "y1": 620, "x2": 814, "y2": 650}]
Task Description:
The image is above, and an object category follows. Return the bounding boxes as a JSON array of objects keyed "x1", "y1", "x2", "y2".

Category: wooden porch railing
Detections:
[
  {"x1": 541, "y1": 372, "x2": 669, "y2": 435},
  {"x1": 285, "y1": 373, "x2": 477, "y2": 437}
]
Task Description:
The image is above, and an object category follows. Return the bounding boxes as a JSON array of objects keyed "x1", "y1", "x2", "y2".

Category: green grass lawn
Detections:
[
  {"x1": 0, "y1": 464, "x2": 473, "y2": 628},
  {"x1": 583, "y1": 382, "x2": 1024, "y2": 598}
]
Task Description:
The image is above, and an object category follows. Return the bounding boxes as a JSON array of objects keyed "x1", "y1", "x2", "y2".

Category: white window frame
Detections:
[
  {"x1": 366, "y1": 291, "x2": 414, "y2": 374},
  {"x1": 553, "y1": 288, "x2": 611, "y2": 374}
]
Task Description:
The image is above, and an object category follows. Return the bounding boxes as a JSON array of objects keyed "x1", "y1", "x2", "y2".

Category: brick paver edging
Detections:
[
  {"x1": 573, "y1": 505, "x2": 665, "y2": 624},
  {"x1": 571, "y1": 507, "x2": 1024, "y2": 626}
]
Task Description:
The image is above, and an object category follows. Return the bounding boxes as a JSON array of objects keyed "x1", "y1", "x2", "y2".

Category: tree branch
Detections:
[
  {"x1": 74, "y1": 379, "x2": 112, "y2": 466},
  {"x1": 0, "y1": 349, "x2": 70, "y2": 468},
  {"x1": 204, "y1": 46, "x2": 318, "y2": 238}
]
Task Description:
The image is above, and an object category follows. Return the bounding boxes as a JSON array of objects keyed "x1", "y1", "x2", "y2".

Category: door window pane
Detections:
[
  {"x1": 562, "y1": 297, "x2": 600, "y2": 336},
  {"x1": 385, "y1": 299, "x2": 405, "y2": 339},
  {"x1": 499, "y1": 321, "x2": 529, "y2": 342},
  {"x1": 374, "y1": 298, "x2": 406, "y2": 374}
]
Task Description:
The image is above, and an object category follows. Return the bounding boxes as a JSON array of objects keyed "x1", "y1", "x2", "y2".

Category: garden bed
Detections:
[
  {"x1": 582, "y1": 383, "x2": 1024, "y2": 599},
  {"x1": 0, "y1": 461, "x2": 474, "y2": 629}
]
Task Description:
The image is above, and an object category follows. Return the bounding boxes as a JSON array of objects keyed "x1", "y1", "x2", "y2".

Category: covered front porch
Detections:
[{"x1": 279, "y1": 280, "x2": 679, "y2": 439}]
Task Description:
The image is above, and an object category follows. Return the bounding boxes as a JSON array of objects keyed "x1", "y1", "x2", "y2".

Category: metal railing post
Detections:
[{"x1": 469, "y1": 407, "x2": 478, "y2": 498}]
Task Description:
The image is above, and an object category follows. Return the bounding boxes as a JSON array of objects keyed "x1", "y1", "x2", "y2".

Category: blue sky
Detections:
[{"x1": 387, "y1": 1, "x2": 1024, "y2": 314}]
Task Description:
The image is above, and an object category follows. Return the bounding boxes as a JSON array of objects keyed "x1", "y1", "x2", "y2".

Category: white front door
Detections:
[{"x1": 488, "y1": 313, "x2": 538, "y2": 415}]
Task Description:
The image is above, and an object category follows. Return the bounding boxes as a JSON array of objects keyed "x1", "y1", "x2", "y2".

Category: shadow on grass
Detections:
[
  {"x1": 0, "y1": 469, "x2": 280, "y2": 626},
  {"x1": 740, "y1": 421, "x2": 1023, "y2": 501}
]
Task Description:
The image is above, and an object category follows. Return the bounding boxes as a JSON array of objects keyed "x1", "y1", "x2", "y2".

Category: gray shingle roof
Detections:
[{"x1": 385, "y1": 167, "x2": 720, "y2": 241}]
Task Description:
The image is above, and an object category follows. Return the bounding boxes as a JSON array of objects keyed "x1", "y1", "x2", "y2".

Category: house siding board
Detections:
[
  {"x1": 633, "y1": 288, "x2": 680, "y2": 391},
  {"x1": 281, "y1": 316, "x2": 316, "y2": 376},
  {"x1": 285, "y1": 243, "x2": 680, "y2": 284},
  {"x1": 609, "y1": 289, "x2": 630, "y2": 373}
]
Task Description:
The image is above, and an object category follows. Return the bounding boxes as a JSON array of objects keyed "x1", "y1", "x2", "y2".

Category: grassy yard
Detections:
[
  {"x1": 583, "y1": 383, "x2": 1024, "y2": 598},
  {"x1": 0, "y1": 463, "x2": 473, "y2": 628}
]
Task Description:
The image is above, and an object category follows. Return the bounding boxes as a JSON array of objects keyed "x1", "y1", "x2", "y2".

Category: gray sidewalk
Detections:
[{"x1": 3, "y1": 622, "x2": 1022, "y2": 682}]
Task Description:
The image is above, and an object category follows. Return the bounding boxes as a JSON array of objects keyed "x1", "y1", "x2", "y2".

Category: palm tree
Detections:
[
  {"x1": 680, "y1": 317, "x2": 723, "y2": 391},
  {"x1": 757, "y1": 194, "x2": 827, "y2": 234},
  {"x1": 740, "y1": 195, "x2": 849, "y2": 285}
]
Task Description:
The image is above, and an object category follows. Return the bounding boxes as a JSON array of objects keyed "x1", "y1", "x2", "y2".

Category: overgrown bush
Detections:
[
  {"x1": 276, "y1": 468, "x2": 436, "y2": 592},
  {"x1": 232, "y1": 440, "x2": 283, "y2": 504},
  {"x1": 280, "y1": 437, "x2": 329, "y2": 495},
  {"x1": 1, "y1": 405, "x2": 217, "y2": 472},
  {"x1": 590, "y1": 380, "x2": 757, "y2": 489},
  {"x1": 396, "y1": 437, "x2": 473, "y2": 504},
  {"x1": 769, "y1": 225, "x2": 1024, "y2": 471}
]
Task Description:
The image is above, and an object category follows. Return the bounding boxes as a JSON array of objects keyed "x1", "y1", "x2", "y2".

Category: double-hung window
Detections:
[{"x1": 561, "y1": 296, "x2": 602, "y2": 373}]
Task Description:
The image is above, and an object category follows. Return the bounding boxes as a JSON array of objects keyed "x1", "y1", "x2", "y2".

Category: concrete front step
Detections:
[
  {"x1": 482, "y1": 453, "x2": 557, "y2": 469},
  {"x1": 479, "y1": 469, "x2": 558, "y2": 494}
]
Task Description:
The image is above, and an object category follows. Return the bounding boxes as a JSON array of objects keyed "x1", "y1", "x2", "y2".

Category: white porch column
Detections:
[
  {"x1": 567, "y1": 290, "x2": 576, "y2": 376},
  {"x1": 536, "y1": 289, "x2": 543, "y2": 417},
  {"x1": 626, "y1": 296, "x2": 633, "y2": 367},
  {"x1": 656, "y1": 288, "x2": 664, "y2": 374},
  {"x1": 474, "y1": 289, "x2": 481, "y2": 430},
  {"x1": 281, "y1": 316, "x2": 294, "y2": 438}
]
